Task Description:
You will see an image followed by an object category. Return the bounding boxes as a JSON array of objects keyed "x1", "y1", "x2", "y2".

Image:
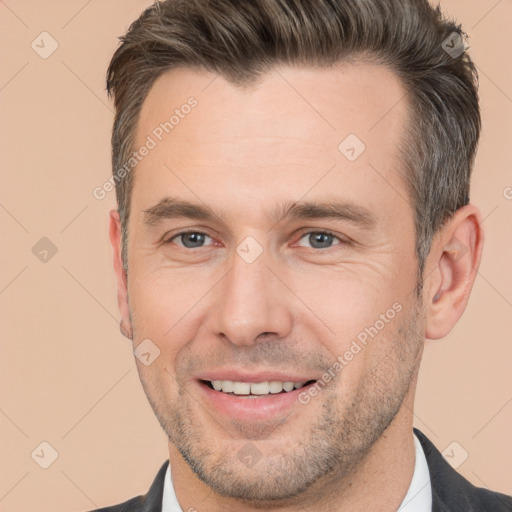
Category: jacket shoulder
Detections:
[
  {"x1": 88, "y1": 495, "x2": 146, "y2": 512},
  {"x1": 414, "y1": 429, "x2": 512, "y2": 512},
  {"x1": 84, "y1": 460, "x2": 169, "y2": 512}
]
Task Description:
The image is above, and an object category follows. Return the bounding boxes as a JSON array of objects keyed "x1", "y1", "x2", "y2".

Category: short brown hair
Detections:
[{"x1": 107, "y1": 0, "x2": 480, "y2": 279}]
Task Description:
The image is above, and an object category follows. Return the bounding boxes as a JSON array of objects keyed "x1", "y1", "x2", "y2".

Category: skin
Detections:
[{"x1": 109, "y1": 64, "x2": 483, "y2": 511}]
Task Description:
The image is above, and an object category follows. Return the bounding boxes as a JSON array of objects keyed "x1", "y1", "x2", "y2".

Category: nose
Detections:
[{"x1": 207, "y1": 248, "x2": 294, "y2": 347}]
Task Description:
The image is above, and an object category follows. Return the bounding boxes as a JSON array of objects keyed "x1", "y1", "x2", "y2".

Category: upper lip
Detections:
[{"x1": 196, "y1": 370, "x2": 318, "y2": 383}]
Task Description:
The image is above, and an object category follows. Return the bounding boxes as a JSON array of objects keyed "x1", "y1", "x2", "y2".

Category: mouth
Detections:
[
  {"x1": 200, "y1": 379, "x2": 317, "y2": 397},
  {"x1": 194, "y1": 371, "x2": 320, "y2": 422}
]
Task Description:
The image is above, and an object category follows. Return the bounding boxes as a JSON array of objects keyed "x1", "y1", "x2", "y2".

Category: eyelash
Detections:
[{"x1": 165, "y1": 229, "x2": 346, "y2": 250}]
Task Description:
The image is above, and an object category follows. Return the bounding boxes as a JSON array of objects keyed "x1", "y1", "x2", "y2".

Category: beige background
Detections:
[{"x1": 0, "y1": 1, "x2": 511, "y2": 510}]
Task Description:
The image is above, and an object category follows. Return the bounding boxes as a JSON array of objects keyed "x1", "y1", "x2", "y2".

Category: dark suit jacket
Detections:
[{"x1": 89, "y1": 428, "x2": 512, "y2": 512}]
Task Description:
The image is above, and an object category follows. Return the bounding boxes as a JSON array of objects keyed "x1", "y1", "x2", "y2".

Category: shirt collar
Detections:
[
  {"x1": 397, "y1": 432, "x2": 433, "y2": 511},
  {"x1": 162, "y1": 462, "x2": 182, "y2": 512}
]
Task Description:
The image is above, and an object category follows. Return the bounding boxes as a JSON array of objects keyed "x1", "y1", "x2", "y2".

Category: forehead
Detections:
[
  {"x1": 131, "y1": 63, "x2": 412, "y2": 227},
  {"x1": 137, "y1": 62, "x2": 408, "y2": 151}
]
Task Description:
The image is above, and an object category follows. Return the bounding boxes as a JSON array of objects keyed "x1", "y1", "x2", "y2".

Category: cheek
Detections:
[
  {"x1": 127, "y1": 276, "x2": 193, "y2": 374},
  {"x1": 128, "y1": 268, "x2": 206, "y2": 331},
  {"x1": 289, "y1": 263, "x2": 410, "y2": 341}
]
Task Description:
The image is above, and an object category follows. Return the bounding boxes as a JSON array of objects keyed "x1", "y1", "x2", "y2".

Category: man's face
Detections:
[{"x1": 119, "y1": 64, "x2": 426, "y2": 501}]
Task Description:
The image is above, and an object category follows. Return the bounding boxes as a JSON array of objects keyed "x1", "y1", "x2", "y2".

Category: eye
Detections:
[
  {"x1": 168, "y1": 231, "x2": 215, "y2": 249},
  {"x1": 165, "y1": 230, "x2": 346, "y2": 251},
  {"x1": 296, "y1": 231, "x2": 344, "y2": 250}
]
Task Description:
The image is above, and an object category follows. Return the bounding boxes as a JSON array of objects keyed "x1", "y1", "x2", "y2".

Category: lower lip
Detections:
[{"x1": 196, "y1": 381, "x2": 316, "y2": 422}]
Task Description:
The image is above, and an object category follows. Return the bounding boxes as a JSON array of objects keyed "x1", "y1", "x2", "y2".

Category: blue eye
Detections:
[
  {"x1": 165, "y1": 230, "x2": 344, "y2": 251},
  {"x1": 170, "y1": 231, "x2": 214, "y2": 248},
  {"x1": 297, "y1": 231, "x2": 342, "y2": 249}
]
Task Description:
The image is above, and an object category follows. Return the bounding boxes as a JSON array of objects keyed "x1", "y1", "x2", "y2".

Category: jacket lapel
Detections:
[{"x1": 140, "y1": 460, "x2": 169, "y2": 512}]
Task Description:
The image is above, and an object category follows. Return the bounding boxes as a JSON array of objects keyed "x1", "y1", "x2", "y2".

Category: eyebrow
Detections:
[{"x1": 142, "y1": 197, "x2": 377, "y2": 229}]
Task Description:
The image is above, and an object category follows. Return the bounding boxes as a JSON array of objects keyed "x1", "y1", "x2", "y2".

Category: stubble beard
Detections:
[{"x1": 135, "y1": 298, "x2": 424, "y2": 505}]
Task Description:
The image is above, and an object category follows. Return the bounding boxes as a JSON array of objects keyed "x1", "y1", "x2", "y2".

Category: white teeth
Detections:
[
  {"x1": 250, "y1": 382, "x2": 270, "y2": 395},
  {"x1": 269, "y1": 381, "x2": 284, "y2": 393},
  {"x1": 210, "y1": 380, "x2": 310, "y2": 395},
  {"x1": 221, "y1": 380, "x2": 234, "y2": 392},
  {"x1": 233, "y1": 382, "x2": 251, "y2": 395},
  {"x1": 282, "y1": 381, "x2": 294, "y2": 392}
]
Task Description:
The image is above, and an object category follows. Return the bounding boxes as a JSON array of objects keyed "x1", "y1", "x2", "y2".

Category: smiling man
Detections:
[{"x1": 94, "y1": 1, "x2": 512, "y2": 511}]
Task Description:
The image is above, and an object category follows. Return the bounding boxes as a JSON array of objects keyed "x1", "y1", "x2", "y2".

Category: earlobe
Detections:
[
  {"x1": 425, "y1": 205, "x2": 484, "y2": 340},
  {"x1": 109, "y1": 210, "x2": 133, "y2": 340}
]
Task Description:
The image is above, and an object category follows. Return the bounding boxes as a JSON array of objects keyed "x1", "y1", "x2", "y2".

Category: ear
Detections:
[
  {"x1": 109, "y1": 210, "x2": 132, "y2": 340},
  {"x1": 424, "y1": 204, "x2": 484, "y2": 340}
]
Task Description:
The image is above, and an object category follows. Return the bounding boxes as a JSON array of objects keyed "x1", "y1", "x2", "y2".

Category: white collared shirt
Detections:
[
  {"x1": 397, "y1": 433, "x2": 432, "y2": 511},
  {"x1": 162, "y1": 433, "x2": 432, "y2": 512}
]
